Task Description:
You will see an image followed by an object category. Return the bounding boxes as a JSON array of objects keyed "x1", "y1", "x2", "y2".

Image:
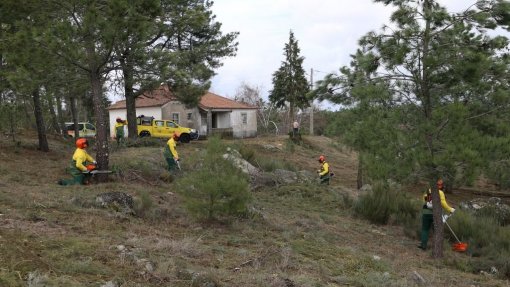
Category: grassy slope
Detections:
[{"x1": 0, "y1": 133, "x2": 507, "y2": 286}]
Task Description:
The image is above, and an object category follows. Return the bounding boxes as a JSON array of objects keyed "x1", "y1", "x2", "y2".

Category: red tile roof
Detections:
[
  {"x1": 199, "y1": 92, "x2": 256, "y2": 110},
  {"x1": 108, "y1": 85, "x2": 176, "y2": 110},
  {"x1": 108, "y1": 85, "x2": 256, "y2": 110}
]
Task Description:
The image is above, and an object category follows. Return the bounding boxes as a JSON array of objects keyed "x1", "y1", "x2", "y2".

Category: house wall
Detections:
[
  {"x1": 108, "y1": 107, "x2": 161, "y2": 138},
  {"x1": 231, "y1": 109, "x2": 257, "y2": 138},
  {"x1": 161, "y1": 101, "x2": 201, "y2": 130}
]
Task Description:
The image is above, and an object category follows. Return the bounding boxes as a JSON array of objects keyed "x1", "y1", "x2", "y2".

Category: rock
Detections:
[
  {"x1": 262, "y1": 144, "x2": 281, "y2": 151},
  {"x1": 100, "y1": 281, "x2": 119, "y2": 287},
  {"x1": 273, "y1": 169, "x2": 298, "y2": 185},
  {"x1": 223, "y1": 151, "x2": 260, "y2": 176},
  {"x1": 96, "y1": 192, "x2": 134, "y2": 214},
  {"x1": 459, "y1": 197, "x2": 510, "y2": 225},
  {"x1": 359, "y1": 184, "x2": 373, "y2": 195},
  {"x1": 27, "y1": 271, "x2": 48, "y2": 287},
  {"x1": 411, "y1": 271, "x2": 426, "y2": 284}
]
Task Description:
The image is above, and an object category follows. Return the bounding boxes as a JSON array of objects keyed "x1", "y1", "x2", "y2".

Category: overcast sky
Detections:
[{"x1": 208, "y1": 0, "x2": 471, "y2": 109}]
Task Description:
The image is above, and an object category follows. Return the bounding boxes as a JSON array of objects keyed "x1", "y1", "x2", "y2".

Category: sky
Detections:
[{"x1": 208, "y1": 0, "x2": 469, "y2": 109}]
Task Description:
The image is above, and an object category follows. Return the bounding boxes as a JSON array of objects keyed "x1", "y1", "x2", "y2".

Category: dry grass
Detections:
[{"x1": 0, "y1": 132, "x2": 507, "y2": 286}]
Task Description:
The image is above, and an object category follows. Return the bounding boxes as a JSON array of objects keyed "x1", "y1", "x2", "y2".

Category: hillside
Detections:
[{"x1": 0, "y1": 133, "x2": 507, "y2": 286}]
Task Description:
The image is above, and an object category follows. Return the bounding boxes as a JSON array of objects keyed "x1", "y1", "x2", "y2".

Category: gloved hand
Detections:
[
  {"x1": 426, "y1": 202, "x2": 433, "y2": 209},
  {"x1": 92, "y1": 161, "x2": 97, "y2": 165},
  {"x1": 451, "y1": 208, "x2": 455, "y2": 214}
]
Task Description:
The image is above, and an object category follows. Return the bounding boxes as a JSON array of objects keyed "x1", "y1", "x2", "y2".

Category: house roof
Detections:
[
  {"x1": 108, "y1": 85, "x2": 176, "y2": 110},
  {"x1": 108, "y1": 85, "x2": 256, "y2": 110},
  {"x1": 199, "y1": 92, "x2": 256, "y2": 110}
]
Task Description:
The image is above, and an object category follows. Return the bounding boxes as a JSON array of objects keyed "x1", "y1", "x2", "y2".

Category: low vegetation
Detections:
[{"x1": 0, "y1": 133, "x2": 509, "y2": 286}]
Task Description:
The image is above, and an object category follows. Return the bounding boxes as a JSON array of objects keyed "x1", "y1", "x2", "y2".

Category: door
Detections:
[
  {"x1": 153, "y1": 120, "x2": 165, "y2": 137},
  {"x1": 165, "y1": 121, "x2": 178, "y2": 137}
]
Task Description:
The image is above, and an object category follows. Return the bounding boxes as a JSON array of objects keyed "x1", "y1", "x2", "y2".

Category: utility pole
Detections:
[{"x1": 309, "y1": 68, "x2": 314, "y2": 135}]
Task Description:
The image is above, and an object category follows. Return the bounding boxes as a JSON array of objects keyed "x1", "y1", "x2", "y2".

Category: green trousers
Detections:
[
  {"x1": 420, "y1": 213, "x2": 434, "y2": 249},
  {"x1": 165, "y1": 157, "x2": 178, "y2": 172},
  {"x1": 320, "y1": 174, "x2": 330, "y2": 185},
  {"x1": 58, "y1": 160, "x2": 89, "y2": 185}
]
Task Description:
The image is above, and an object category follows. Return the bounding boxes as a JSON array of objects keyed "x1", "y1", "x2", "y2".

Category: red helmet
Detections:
[
  {"x1": 173, "y1": 132, "x2": 180, "y2": 140},
  {"x1": 318, "y1": 155, "x2": 325, "y2": 163},
  {"x1": 436, "y1": 179, "x2": 444, "y2": 189},
  {"x1": 76, "y1": 138, "x2": 88, "y2": 149}
]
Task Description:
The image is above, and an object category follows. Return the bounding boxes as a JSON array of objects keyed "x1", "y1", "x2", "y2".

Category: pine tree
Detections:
[
  {"x1": 269, "y1": 31, "x2": 310, "y2": 125},
  {"x1": 315, "y1": 0, "x2": 510, "y2": 258}
]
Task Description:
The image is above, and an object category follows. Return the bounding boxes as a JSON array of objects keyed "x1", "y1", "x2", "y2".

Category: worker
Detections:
[
  {"x1": 418, "y1": 179, "x2": 455, "y2": 250},
  {"x1": 58, "y1": 138, "x2": 96, "y2": 185},
  {"x1": 115, "y1": 117, "x2": 128, "y2": 146},
  {"x1": 317, "y1": 155, "x2": 330, "y2": 185},
  {"x1": 164, "y1": 132, "x2": 180, "y2": 173}
]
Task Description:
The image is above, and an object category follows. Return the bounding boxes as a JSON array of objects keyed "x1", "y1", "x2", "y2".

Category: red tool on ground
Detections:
[{"x1": 443, "y1": 214, "x2": 468, "y2": 252}]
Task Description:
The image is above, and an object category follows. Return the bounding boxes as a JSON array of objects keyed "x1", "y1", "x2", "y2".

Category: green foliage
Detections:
[
  {"x1": 269, "y1": 31, "x2": 310, "y2": 116},
  {"x1": 314, "y1": 0, "x2": 510, "y2": 189},
  {"x1": 354, "y1": 182, "x2": 418, "y2": 225},
  {"x1": 236, "y1": 142, "x2": 256, "y2": 163},
  {"x1": 447, "y1": 210, "x2": 510, "y2": 278},
  {"x1": 133, "y1": 190, "x2": 154, "y2": 218},
  {"x1": 176, "y1": 137, "x2": 251, "y2": 221}
]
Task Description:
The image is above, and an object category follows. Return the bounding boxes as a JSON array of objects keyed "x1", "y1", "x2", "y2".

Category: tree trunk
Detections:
[
  {"x1": 32, "y1": 89, "x2": 49, "y2": 152},
  {"x1": 422, "y1": 0, "x2": 444, "y2": 258},
  {"x1": 56, "y1": 94, "x2": 65, "y2": 133},
  {"x1": 69, "y1": 96, "x2": 80, "y2": 138},
  {"x1": 431, "y1": 185, "x2": 444, "y2": 258},
  {"x1": 90, "y1": 70, "x2": 109, "y2": 182},
  {"x1": 121, "y1": 54, "x2": 138, "y2": 140},
  {"x1": 47, "y1": 92, "x2": 61, "y2": 135}
]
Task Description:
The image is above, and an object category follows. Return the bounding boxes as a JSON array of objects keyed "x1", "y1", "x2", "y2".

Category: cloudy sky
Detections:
[{"x1": 208, "y1": 0, "x2": 470, "y2": 109}]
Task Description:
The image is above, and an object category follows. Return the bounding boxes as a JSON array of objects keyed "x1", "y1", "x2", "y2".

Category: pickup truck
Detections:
[
  {"x1": 64, "y1": 122, "x2": 96, "y2": 138},
  {"x1": 136, "y1": 116, "x2": 199, "y2": 143}
]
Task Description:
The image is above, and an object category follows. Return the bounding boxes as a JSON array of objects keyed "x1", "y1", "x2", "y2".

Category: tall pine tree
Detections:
[
  {"x1": 314, "y1": 0, "x2": 510, "y2": 258},
  {"x1": 269, "y1": 31, "x2": 309, "y2": 126}
]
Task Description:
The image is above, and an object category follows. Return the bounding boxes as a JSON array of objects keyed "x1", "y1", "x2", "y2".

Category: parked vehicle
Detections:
[
  {"x1": 136, "y1": 116, "x2": 199, "y2": 143},
  {"x1": 64, "y1": 122, "x2": 96, "y2": 138}
]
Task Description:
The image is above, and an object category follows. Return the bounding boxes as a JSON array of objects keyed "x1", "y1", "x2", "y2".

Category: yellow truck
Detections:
[{"x1": 136, "y1": 116, "x2": 198, "y2": 143}]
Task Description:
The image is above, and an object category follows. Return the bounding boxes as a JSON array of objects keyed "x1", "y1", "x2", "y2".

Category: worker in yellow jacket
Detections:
[
  {"x1": 419, "y1": 179, "x2": 455, "y2": 250},
  {"x1": 114, "y1": 117, "x2": 128, "y2": 146},
  {"x1": 164, "y1": 132, "x2": 180, "y2": 173},
  {"x1": 58, "y1": 138, "x2": 96, "y2": 185},
  {"x1": 317, "y1": 155, "x2": 330, "y2": 185}
]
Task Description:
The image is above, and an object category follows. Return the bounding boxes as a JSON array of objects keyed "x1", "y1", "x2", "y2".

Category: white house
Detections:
[{"x1": 108, "y1": 85, "x2": 258, "y2": 138}]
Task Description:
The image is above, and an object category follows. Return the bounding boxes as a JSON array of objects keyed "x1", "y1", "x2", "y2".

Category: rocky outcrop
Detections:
[
  {"x1": 459, "y1": 197, "x2": 510, "y2": 225},
  {"x1": 96, "y1": 192, "x2": 135, "y2": 215},
  {"x1": 223, "y1": 148, "x2": 317, "y2": 191}
]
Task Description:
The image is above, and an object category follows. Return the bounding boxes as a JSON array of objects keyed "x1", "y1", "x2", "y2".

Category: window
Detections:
[
  {"x1": 86, "y1": 123, "x2": 95, "y2": 130},
  {"x1": 187, "y1": 113, "x2": 192, "y2": 120},
  {"x1": 241, "y1": 113, "x2": 247, "y2": 125},
  {"x1": 166, "y1": 121, "x2": 177, "y2": 128},
  {"x1": 172, "y1": 113, "x2": 179, "y2": 124},
  {"x1": 155, "y1": 120, "x2": 164, "y2": 127}
]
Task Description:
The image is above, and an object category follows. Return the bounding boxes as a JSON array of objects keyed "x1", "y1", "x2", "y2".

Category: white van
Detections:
[{"x1": 64, "y1": 122, "x2": 96, "y2": 138}]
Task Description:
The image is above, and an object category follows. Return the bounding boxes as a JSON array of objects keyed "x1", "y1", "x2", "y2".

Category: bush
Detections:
[
  {"x1": 447, "y1": 210, "x2": 510, "y2": 279},
  {"x1": 176, "y1": 137, "x2": 252, "y2": 221},
  {"x1": 353, "y1": 182, "x2": 418, "y2": 225}
]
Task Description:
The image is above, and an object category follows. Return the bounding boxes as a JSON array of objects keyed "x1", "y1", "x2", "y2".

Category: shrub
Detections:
[
  {"x1": 237, "y1": 143, "x2": 256, "y2": 163},
  {"x1": 353, "y1": 182, "x2": 418, "y2": 225},
  {"x1": 447, "y1": 210, "x2": 510, "y2": 279},
  {"x1": 176, "y1": 137, "x2": 252, "y2": 221}
]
